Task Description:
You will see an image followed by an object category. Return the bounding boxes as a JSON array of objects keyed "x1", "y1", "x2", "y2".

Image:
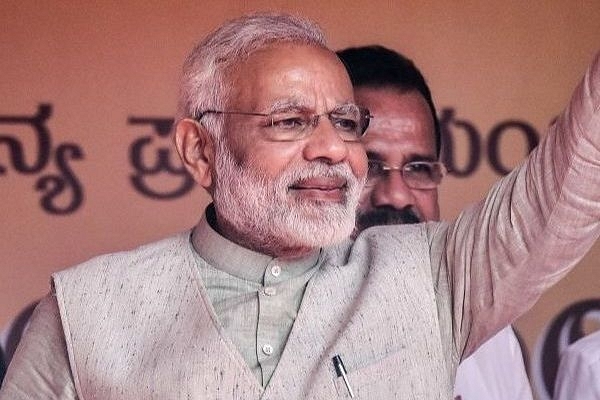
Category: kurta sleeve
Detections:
[
  {"x1": 0, "y1": 294, "x2": 78, "y2": 399},
  {"x1": 430, "y1": 51, "x2": 600, "y2": 360}
]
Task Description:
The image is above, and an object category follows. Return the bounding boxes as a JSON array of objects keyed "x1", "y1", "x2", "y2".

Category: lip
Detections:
[{"x1": 289, "y1": 177, "x2": 347, "y2": 202}]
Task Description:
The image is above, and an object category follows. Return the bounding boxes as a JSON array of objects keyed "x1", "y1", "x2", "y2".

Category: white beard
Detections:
[{"x1": 212, "y1": 140, "x2": 362, "y2": 254}]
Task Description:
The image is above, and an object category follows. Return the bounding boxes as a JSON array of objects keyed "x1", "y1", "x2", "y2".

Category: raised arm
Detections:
[{"x1": 431, "y1": 51, "x2": 600, "y2": 359}]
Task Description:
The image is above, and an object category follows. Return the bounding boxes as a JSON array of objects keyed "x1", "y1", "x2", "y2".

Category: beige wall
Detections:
[{"x1": 1, "y1": 1, "x2": 599, "y2": 396}]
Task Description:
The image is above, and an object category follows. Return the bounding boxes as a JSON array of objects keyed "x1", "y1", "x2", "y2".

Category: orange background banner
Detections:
[{"x1": 1, "y1": 2, "x2": 599, "y2": 397}]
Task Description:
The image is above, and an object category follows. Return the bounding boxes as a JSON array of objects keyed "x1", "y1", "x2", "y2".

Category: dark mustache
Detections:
[{"x1": 355, "y1": 206, "x2": 421, "y2": 233}]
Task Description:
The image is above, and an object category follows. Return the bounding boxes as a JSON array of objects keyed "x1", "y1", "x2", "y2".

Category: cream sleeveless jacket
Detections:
[{"x1": 53, "y1": 225, "x2": 456, "y2": 399}]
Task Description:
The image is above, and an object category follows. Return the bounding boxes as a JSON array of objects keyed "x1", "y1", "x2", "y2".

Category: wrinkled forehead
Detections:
[{"x1": 227, "y1": 43, "x2": 354, "y2": 110}]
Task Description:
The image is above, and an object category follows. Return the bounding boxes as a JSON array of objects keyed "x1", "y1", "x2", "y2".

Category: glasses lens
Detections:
[
  {"x1": 329, "y1": 105, "x2": 371, "y2": 141},
  {"x1": 403, "y1": 162, "x2": 444, "y2": 189},
  {"x1": 365, "y1": 160, "x2": 445, "y2": 189},
  {"x1": 264, "y1": 112, "x2": 311, "y2": 141},
  {"x1": 208, "y1": 105, "x2": 372, "y2": 142},
  {"x1": 359, "y1": 107, "x2": 371, "y2": 134}
]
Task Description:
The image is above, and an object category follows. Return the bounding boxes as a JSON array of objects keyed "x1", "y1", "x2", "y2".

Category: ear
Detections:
[{"x1": 174, "y1": 118, "x2": 214, "y2": 189}]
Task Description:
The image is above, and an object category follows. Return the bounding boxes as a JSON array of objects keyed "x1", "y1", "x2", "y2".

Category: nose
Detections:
[
  {"x1": 302, "y1": 117, "x2": 349, "y2": 164},
  {"x1": 370, "y1": 170, "x2": 418, "y2": 210}
]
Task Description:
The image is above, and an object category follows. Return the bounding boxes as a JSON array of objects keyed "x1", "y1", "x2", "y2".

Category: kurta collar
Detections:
[{"x1": 191, "y1": 204, "x2": 321, "y2": 284}]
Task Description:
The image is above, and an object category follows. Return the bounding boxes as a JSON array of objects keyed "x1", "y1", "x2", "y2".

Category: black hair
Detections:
[{"x1": 337, "y1": 45, "x2": 441, "y2": 156}]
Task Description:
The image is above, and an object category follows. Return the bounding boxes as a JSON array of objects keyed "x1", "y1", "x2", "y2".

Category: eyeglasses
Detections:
[
  {"x1": 365, "y1": 160, "x2": 447, "y2": 189},
  {"x1": 194, "y1": 104, "x2": 372, "y2": 142}
]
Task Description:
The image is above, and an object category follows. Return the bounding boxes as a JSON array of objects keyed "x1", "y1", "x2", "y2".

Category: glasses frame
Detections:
[
  {"x1": 365, "y1": 159, "x2": 448, "y2": 190},
  {"x1": 193, "y1": 105, "x2": 372, "y2": 142}
]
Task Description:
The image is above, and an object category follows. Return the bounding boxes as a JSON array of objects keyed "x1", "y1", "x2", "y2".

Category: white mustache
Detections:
[{"x1": 280, "y1": 162, "x2": 360, "y2": 188}]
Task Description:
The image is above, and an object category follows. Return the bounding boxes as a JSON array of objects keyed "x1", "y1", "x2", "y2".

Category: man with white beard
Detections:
[
  {"x1": 338, "y1": 45, "x2": 534, "y2": 400},
  {"x1": 1, "y1": 12, "x2": 600, "y2": 400}
]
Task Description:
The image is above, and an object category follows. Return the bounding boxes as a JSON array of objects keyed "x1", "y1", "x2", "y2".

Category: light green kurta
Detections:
[{"x1": 191, "y1": 206, "x2": 321, "y2": 386}]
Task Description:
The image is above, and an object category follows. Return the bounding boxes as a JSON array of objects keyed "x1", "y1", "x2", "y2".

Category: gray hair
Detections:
[{"x1": 177, "y1": 13, "x2": 327, "y2": 138}]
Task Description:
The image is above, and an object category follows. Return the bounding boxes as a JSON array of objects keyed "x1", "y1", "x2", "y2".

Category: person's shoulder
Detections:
[
  {"x1": 463, "y1": 326, "x2": 522, "y2": 362},
  {"x1": 349, "y1": 222, "x2": 441, "y2": 262},
  {"x1": 53, "y1": 231, "x2": 192, "y2": 282},
  {"x1": 562, "y1": 330, "x2": 600, "y2": 366},
  {"x1": 355, "y1": 222, "x2": 433, "y2": 241},
  {"x1": 554, "y1": 331, "x2": 600, "y2": 399},
  {"x1": 485, "y1": 325, "x2": 520, "y2": 346}
]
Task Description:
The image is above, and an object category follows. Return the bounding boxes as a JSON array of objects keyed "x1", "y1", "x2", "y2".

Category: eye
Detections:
[
  {"x1": 367, "y1": 160, "x2": 385, "y2": 176},
  {"x1": 405, "y1": 162, "x2": 435, "y2": 178},
  {"x1": 269, "y1": 113, "x2": 307, "y2": 130},
  {"x1": 330, "y1": 116, "x2": 359, "y2": 132}
]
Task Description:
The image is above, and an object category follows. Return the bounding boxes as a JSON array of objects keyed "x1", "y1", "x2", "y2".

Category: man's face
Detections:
[
  {"x1": 355, "y1": 87, "x2": 440, "y2": 232},
  {"x1": 211, "y1": 43, "x2": 367, "y2": 256}
]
